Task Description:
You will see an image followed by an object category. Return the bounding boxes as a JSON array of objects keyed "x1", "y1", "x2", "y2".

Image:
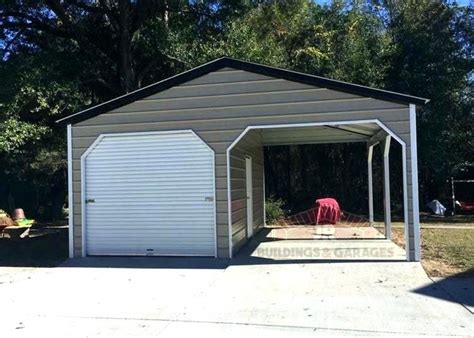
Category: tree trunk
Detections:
[
  {"x1": 51, "y1": 168, "x2": 67, "y2": 221},
  {"x1": 118, "y1": 0, "x2": 135, "y2": 92}
]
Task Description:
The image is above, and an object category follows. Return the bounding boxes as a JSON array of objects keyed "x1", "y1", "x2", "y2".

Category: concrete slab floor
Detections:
[
  {"x1": 0, "y1": 259, "x2": 472, "y2": 337},
  {"x1": 266, "y1": 225, "x2": 386, "y2": 240},
  {"x1": 242, "y1": 239, "x2": 407, "y2": 261},
  {"x1": 239, "y1": 227, "x2": 406, "y2": 261}
]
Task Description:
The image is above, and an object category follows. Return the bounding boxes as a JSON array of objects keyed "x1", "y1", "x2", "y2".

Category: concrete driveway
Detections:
[{"x1": 0, "y1": 256, "x2": 472, "y2": 337}]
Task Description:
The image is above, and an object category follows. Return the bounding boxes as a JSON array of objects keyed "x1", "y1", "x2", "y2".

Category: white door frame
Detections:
[
  {"x1": 245, "y1": 156, "x2": 254, "y2": 238},
  {"x1": 226, "y1": 119, "x2": 412, "y2": 261},
  {"x1": 80, "y1": 129, "x2": 217, "y2": 257}
]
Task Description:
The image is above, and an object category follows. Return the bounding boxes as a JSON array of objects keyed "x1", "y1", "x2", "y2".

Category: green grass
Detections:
[
  {"x1": 392, "y1": 227, "x2": 474, "y2": 277},
  {"x1": 420, "y1": 214, "x2": 474, "y2": 225},
  {"x1": 422, "y1": 228, "x2": 474, "y2": 272}
]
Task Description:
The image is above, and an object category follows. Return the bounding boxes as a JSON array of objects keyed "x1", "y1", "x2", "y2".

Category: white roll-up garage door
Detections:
[{"x1": 82, "y1": 130, "x2": 216, "y2": 256}]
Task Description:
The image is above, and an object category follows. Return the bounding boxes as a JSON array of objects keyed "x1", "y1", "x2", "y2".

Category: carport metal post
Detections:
[
  {"x1": 409, "y1": 104, "x2": 421, "y2": 261},
  {"x1": 382, "y1": 135, "x2": 392, "y2": 240},
  {"x1": 367, "y1": 144, "x2": 374, "y2": 225}
]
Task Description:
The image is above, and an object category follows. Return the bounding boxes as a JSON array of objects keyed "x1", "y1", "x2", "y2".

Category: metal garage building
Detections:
[{"x1": 58, "y1": 57, "x2": 428, "y2": 261}]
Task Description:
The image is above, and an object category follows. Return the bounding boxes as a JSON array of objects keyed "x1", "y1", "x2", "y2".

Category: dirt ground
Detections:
[{"x1": 0, "y1": 228, "x2": 68, "y2": 267}]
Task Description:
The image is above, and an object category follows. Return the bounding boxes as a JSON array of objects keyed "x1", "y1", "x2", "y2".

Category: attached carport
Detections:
[
  {"x1": 227, "y1": 120, "x2": 407, "y2": 259},
  {"x1": 58, "y1": 57, "x2": 428, "y2": 262}
]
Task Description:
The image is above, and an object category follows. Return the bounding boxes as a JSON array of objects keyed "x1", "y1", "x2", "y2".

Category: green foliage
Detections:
[
  {"x1": 265, "y1": 197, "x2": 286, "y2": 225},
  {"x1": 0, "y1": 49, "x2": 87, "y2": 219},
  {"x1": 0, "y1": 119, "x2": 47, "y2": 153},
  {"x1": 384, "y1": 1, "x2": 473, "y2": 197}
]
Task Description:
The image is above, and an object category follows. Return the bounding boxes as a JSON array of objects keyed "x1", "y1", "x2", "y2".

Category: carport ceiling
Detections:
[{"x1": 261, "y1": 123, "x2": 382, "y2": 146}]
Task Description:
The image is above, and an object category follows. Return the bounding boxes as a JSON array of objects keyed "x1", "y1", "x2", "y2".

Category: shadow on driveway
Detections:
[
  {"x1": 0, "y1": 230, "x2": 68, "y2": 267},
  {"x1": 2, "y1": 226, "x2": 406, "y2": 269},
  {"x1": 61, "y1": 256, "x2": 230, "y2": 269},
  {"x1": 412, "y1": 270, "x2": 474, "y2": 313}
]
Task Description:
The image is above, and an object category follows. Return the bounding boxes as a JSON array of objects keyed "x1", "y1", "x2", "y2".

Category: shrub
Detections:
[{"x1": 265, "y1": 197, "x2": 286, "y2": 225}]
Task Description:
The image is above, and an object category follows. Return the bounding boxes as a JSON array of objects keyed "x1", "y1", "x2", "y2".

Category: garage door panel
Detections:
[
  {"x1": 84, "y1": 131, "x2": 216, "y2": 256},
  {"x1": 84, "y1": 180, "x2": 213, "y2": 190},
  {"x1": 86, "y1": 175, "x2": 213, "y2": 182},
  {"x1": 88, "y1": 230, "x2": 215, "y2": 236},
  {"x1": 86, "y1": 201, "x2": 215, "y2": 207},
  {"x1": 86, "y1": 206, "x2": 214, "y2": 212},
  {"x1": 85, "y1": 193, "x2": 214, "y2": 199}
]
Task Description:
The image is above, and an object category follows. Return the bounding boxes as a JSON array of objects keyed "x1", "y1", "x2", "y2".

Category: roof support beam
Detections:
[
  {"x1": 263, "y1": 139, "x2": 366, "y2": 146},
  {"x1": 368, "y1": 129, "x2": 388, "y2": 146},
  {"x1": 324, "y1": 125, "x2": 372, "y2": 138},
  {"x1": 324, "y1": 125, "x2": 370, "y2": 137},
  {"x1": 333, "y1": 125, "x2": 374, "y2": 136}
]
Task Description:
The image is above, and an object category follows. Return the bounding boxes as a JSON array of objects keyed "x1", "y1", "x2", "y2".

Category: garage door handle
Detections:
[
  {"x1": 205, "y1": 197, "x2": 214, "y2": 202},
  {"x1": 86, "y1": 199, "x2": 95, "y2": 204}
]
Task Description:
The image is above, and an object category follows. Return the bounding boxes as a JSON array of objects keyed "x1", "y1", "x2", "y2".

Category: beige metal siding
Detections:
[
  {"x1": 229, "y1": 130, "x2": 265, "y2": 252},
  {"x1": 71, "y1": 67, "x2": 413, "y2": 258}
]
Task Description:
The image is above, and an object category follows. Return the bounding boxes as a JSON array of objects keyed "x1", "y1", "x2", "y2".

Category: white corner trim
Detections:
[
  {"x1": 226, "y1": 147, "x2": 233, "y2": 258},
  {"x1": 409, "y1": 104, "x2": 421, "y2": 261},
  {"x1": 262, "y1": 142, "x2": 266, "y2": 227},
  {"x1": 402, "y1": 145, "x2": 410, "y2": 261},
  {"x1": 67, "y1": 124, "x2": 74, "y2": 258},
  {"x1": 383, "y1": 135, "x2": 392, "y2": 240},
  {"x1": 211, "y1": 148, "x2": 218, "y2": 258},
  {"x1": 80, "y1": 134, "x2": 104, "y2": 258}
]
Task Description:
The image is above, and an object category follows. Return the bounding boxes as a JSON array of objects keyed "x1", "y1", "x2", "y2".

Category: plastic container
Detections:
[{"x1": 12, "y1": 208, "x2": 25, "y2": 220}]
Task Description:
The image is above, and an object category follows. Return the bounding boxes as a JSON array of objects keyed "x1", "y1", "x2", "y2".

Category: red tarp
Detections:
[
  {"x1": 313, "y1": 198, "x2": 341, "y2": 225},
  {"x1": 458, "y1": 201, "x2": 474, "y2": 212}
]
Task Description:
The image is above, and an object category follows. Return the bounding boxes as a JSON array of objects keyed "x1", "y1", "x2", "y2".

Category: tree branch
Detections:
[
  {"x1": 44, "y1": 0, "x2": 74, "y2": 26},
  {"x1": 1, "y1": 29, "x2": 23, "y2": 58},
  {"x1": 136, "y1": 52, "x2": 186, "y2": 87},
  {"x1": 1, "y1": 10, "x2": 71, "y2": 38}
]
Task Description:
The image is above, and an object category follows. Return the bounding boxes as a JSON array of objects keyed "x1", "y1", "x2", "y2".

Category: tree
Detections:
[
  {"x1": 0, "y1": 0, "x2": 471, "y2": 219},
  {"x1": 0, "y1": 1, "x2": 254, "y2": 219},
  {"x1": 0, "y1": 1, "x2": 180, "y2": 97},
  {"x1": 0, "y1": 47, "x2": 87, "y2": 219},
  {"x1": 384, "y1": 0, "x2": 473, "y2": 201}
]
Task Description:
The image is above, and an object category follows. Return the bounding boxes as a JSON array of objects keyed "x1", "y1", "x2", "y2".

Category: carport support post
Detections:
[
  {"x1": 382, "y1": 135, "x2": 392, "y2": 240},
  {"x1": 367, "y1": 145, "x2": 374, "y2": 225},
  {"x1": 409, "y1": 104, "x2": 421, "y2": 261}
]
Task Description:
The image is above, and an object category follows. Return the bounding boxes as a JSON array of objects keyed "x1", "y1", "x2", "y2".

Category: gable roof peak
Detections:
[{"x1": 57, "y1": 57, "x2": 428, "y2": 125}]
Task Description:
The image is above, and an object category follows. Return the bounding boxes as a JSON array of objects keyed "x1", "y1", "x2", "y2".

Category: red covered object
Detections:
[
  {"x1": 458, "y1": 201, "x2": 474, "y2": 212},
  {"x1": 313, "y1": 198, "x2": 341, "y2": 225}
]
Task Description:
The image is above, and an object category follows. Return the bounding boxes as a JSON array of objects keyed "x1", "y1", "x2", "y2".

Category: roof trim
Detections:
[{"x1": 57, "y1": 57, "x2": 429, "y2": 125}]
